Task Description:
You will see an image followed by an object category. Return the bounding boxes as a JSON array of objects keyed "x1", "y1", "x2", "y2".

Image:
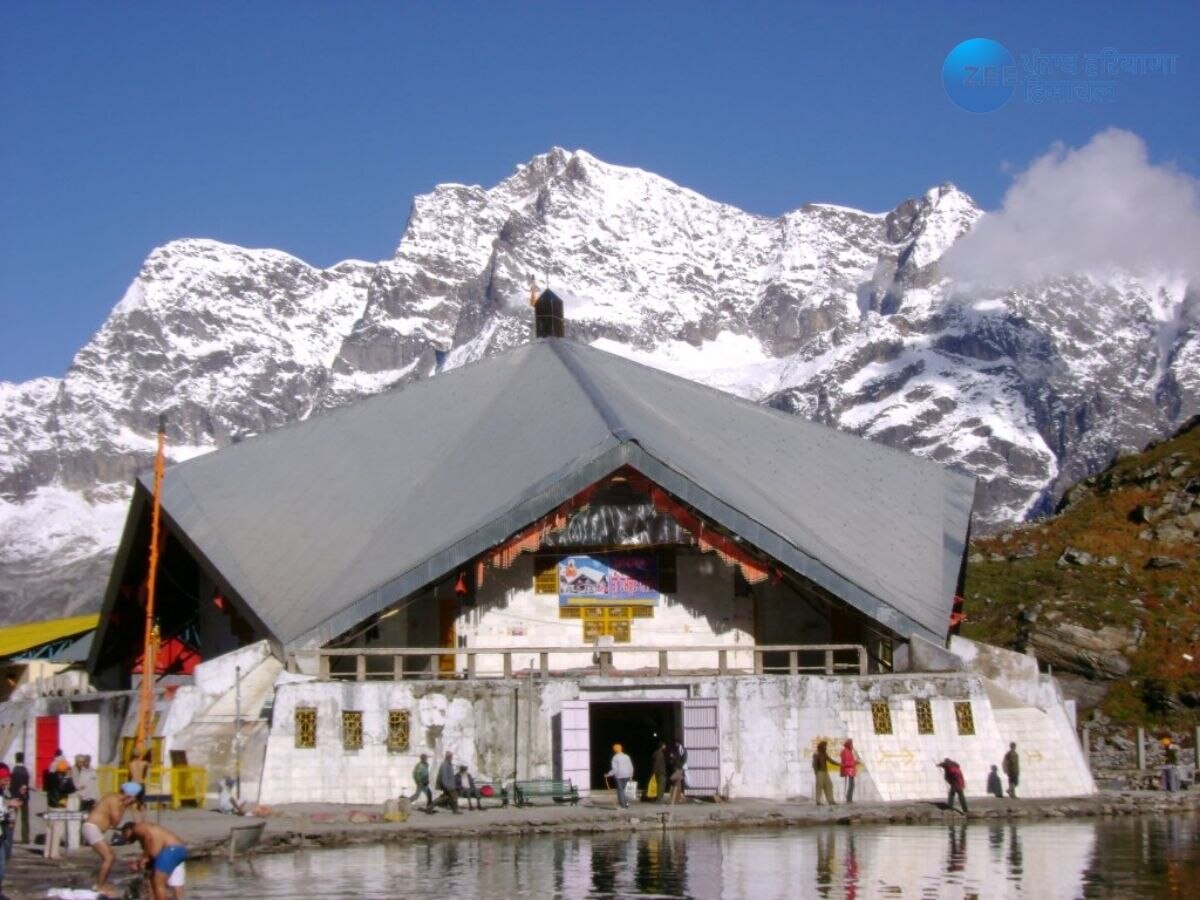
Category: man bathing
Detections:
[
  {"x1": 83, "y1": 782, "x2": 140, "y2": 897},
  {"x1": 120, "y1": 820, "x2": 188, "y2": 900}
]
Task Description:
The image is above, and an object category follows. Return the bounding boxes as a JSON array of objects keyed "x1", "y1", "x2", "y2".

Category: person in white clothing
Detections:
[{"x1": 605, "y1": 743, "x2": 634, "y2": 809}]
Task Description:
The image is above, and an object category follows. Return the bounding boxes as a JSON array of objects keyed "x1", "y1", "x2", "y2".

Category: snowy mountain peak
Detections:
[
  {"x1": 901, "y1": 183, "x2": 985, "y2": 270},
  {"x1": 0, "y1": 148, "x2": 1195, "y2": 625}
]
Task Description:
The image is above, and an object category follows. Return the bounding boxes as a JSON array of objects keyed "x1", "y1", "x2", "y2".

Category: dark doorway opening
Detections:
[{"x1": 587, "y1": 700, "x2": 680, "y2": 791}]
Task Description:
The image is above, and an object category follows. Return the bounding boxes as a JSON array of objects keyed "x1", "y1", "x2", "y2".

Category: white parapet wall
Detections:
[{"x1": 254, "y1": 666, "x2": 1095, "y2": 805}]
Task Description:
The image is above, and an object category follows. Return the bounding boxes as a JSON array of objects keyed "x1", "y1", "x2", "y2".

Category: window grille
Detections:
[
  {"x1": 915, "y1": 699, "x2": 934, "y2": 735},
  {"x1": 871, "y1": 701, "x2": 893, "y2": 735},
  {"x1": 342, "y1": 711, "x2": 363, "y2": 751},
  {"x1": 954, "y1": 701, "x2": 976, "y2": 736},
  {"x1": 579, "y1": 605, "x2": 636, "y2": 643},
  {"x1": 387, "y1": 710, "x2": 410, "y2": 753},
  {"x1": 295, "y1": 708, "x2": 317, "y2": 749}
]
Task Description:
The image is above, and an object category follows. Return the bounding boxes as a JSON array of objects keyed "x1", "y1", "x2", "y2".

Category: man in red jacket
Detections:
[{"x1": 937, "y1": 758, "x2": 968, "y2": 813}]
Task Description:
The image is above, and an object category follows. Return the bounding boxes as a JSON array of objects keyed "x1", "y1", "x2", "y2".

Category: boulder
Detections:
[
  {"x1": 1027, "y1": 622, "x2": 1134, "y2": 679},
  {"x1": 1145, "y1": 556, "x2": 1184, "y2": 570},
  {"x1": 1057, "y1": 547, "x2": 1095, "y2": 567}
]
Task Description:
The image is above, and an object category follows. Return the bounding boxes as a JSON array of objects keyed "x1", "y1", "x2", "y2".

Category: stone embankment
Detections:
[{"x1": 6, "y1": 791, "x2": 1199, "y2": 898}]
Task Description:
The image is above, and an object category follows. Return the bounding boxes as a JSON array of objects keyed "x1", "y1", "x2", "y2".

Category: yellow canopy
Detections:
[{"x1": 0, "y1": 614, "x2": 99, "y2": 658}]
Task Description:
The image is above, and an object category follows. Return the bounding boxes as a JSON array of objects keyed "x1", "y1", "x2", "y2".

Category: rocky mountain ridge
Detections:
[
  {"x1": 964, "y1": 415, "x2": 1199, "y2": 722},
  {"x1": 1, "y1": 148, "x2": 1197, "y2": 624}
]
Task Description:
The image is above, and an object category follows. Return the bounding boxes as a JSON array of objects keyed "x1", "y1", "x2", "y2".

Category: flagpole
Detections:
[{"x1": 136, "y1": 415, "x2": 167, "y2": 751}]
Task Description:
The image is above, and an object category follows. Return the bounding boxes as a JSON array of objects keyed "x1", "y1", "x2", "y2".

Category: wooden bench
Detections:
[{"x1": 513, "y1": 778, "x2": 579, "y2": 807}]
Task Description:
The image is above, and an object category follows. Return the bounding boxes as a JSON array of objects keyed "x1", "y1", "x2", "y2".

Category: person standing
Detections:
[
  {"x1": 1161, "y1": 737, "x2": 1180, "y2": 792},
  {"x1": 408, "y1": 753, "x2": 433, "y2": 812},
  {"x1": 0, "y1": 763, "x2": 17, "y2": 900},
  {"x1": 937, "y1": 757, "x2": 968, "y2": 814},
  {"x1": 651, "y1": 741, "x2": 668, "y2": 803},
  {"x1": 74, "y1": 755, "x2": 99, "y2": 812},
  {"x1": 839, "y1": 739, "x2": 860, "y2": 803},
  {"x1": 9, "y1": 753, "x2": 29, "y2": 846},
  {"x1": 436, "y1": 751, "x2": 461, "y2": 814},
  {"x1": 812, "y1": 741, "x2": 836, "y2": 806},
  {"x1": 128, "y1": 748, "x2": 151, "y2": 822},
  {"x1": 43, "y1": 759, "x2": 76, "y2": 859},
  {"x1": 1002, "y1": 743, "x2": 1020, "y2": 798},
  {"x1": 668, "y1": 739, "x2": 688, "y2": 805},
  {"x1": 606, "y1": 744, "x2": 634, "y2": 809}
]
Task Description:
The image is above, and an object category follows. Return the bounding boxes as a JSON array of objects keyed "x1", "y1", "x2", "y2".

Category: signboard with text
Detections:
[{"x1": 557, "y1": 553, "x2": 659, "y2": 606}]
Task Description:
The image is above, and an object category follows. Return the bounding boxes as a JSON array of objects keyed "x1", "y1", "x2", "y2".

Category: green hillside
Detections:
[{"x1": 962, "y1": 417, "x2": 1200, "y2": 725}]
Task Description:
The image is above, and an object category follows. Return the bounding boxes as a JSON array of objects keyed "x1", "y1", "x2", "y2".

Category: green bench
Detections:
[{"x1": 513, "y1": 778, "x2": 579, "y2": 807}]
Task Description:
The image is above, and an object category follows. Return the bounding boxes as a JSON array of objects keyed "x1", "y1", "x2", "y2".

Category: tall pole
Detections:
[
  {"x1": 136, "y1": 415, "x2": 167, "y2": 751},
  {"x1": 234, "y1": 664, "x2": 242, "y2": 799}
]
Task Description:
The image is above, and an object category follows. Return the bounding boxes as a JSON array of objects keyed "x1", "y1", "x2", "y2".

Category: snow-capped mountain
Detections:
[{"x1": 1, "y1": 148, "x2": 1196, "y2": 624}]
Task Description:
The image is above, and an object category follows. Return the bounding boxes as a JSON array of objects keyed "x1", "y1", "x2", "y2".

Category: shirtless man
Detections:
[
  {"x1": 83, "y1": 782, "x2": 140, "y2": 898},
  {"x1": 120, "y1": 820, "x2": 188, "y2": 900},
  {"x1": 127, "y1": 750, "x2": 151, "y2": 822}
]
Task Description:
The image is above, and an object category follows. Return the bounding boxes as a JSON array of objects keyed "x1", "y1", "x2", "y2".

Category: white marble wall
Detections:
[
  {"x1": 254, "y1": 668, "x2": 1095, "y2": 805},
  {"x1": 456, "y1": 552, "x2": 756, "y2": 673}
]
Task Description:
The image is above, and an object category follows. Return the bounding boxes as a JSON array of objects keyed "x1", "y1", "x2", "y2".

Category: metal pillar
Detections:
[
  {"x1": 1136, "y1": 726, "x2": 1146, "y2": 770},
  {"x1": 1193, "y1": 726, "x2": 1200, "y2": 779}
]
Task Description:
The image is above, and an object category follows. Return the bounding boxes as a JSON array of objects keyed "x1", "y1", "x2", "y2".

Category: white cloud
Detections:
[{"x1": 942, "y1": 129, "x2": 1200, "y2": 287}]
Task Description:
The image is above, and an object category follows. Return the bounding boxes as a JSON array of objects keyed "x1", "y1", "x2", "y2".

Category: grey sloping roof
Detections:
[{"x1": 129, "y1": 339, "x2": 974, "y2": 651}]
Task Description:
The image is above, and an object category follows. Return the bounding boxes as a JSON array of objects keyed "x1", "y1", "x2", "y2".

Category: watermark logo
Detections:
[
  {"x1": 943, "y1": 38, "x2": 1179, "y2": 111},
  {"x1": 942, "y1": 38, "x2": 1017, "y2": 113}
]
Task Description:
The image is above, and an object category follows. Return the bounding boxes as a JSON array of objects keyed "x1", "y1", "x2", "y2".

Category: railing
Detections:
[
  {"x1": 308, "y1": 644, "x2": 868, "y2": 681},
  {"x1": 97, "y1": 764, "x2": 208, "y2": 809}
]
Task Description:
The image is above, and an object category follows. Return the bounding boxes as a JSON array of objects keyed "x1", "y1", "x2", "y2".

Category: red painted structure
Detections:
[{"x1": 35, "y1": 715, "x2": 58, "y2": 789}]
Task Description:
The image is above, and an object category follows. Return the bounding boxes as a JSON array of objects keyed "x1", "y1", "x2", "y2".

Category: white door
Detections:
[
  {"x1": 57, "y1": 714, "x2": 100, "y2": 764},
  {"x1": 560, "y1": 700, "x2": 591, "y2": 796},
  {"x1": 683, "y1": 698, "x2": 720, "y2": 796}
]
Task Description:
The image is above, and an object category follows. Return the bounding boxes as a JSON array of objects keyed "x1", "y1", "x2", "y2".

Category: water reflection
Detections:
[{"x1": 187, "y1": 814, "x2": 1199, "y2": 899}]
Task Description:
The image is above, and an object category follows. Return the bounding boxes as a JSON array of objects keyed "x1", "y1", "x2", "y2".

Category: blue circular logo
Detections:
[{"x1": 942, "y1": 38, "x2": 1016, "y2": 113}]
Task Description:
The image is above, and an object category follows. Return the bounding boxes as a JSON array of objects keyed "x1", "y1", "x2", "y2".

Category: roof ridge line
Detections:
[{"x1": 549, "y1": 340, "x2": 633, "y2": 443}]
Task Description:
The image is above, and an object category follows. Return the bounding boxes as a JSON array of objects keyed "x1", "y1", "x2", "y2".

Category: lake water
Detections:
[{"x1": 183, "y1": 814, "x2": 1197, "y2": 898}]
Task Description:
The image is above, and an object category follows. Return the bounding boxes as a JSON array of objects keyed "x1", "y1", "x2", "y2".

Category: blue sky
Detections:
[{"x1": 2, "y1": 1, "x2": 1197, "y2": 383}]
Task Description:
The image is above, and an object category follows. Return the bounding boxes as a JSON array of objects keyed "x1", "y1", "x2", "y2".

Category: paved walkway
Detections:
[{"x1": 5, "y1": 790, "x2": 1198, "y2": 898}]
